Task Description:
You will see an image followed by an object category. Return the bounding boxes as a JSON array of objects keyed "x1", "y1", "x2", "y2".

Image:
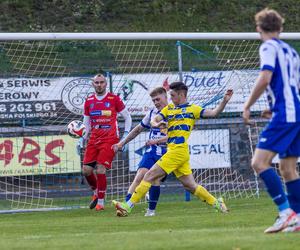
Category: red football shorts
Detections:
[{"x1": 83, "y1": 139, "x2": 118, "y2": 169}]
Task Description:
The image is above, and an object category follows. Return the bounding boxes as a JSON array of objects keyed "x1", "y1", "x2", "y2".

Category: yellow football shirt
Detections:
[{"x1": 159, "y1": 102, "x2": 204, "y2": 150}]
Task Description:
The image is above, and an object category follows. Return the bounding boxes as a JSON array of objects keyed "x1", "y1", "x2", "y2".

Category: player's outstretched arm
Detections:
[
  {"x1": 146, "y1": 135, "x2": 168, "y2": 146},
  {"x1": 243, "y1": 70, "x2": 272, "y2": 124},
  {"x1": 202, "y1": 89, "x2": 233, "y2": 118},
  {"x1": 112, "y1": 124, "x2": 144, "y2": 152}
]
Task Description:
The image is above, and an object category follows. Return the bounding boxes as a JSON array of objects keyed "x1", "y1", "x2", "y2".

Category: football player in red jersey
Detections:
[{"x1": 79, "y1": 74, "x2": 132, "y2": 211}]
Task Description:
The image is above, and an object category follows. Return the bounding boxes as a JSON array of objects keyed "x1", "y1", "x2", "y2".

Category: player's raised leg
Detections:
[
  {"x1": 126, "y1": 168, "x2": 148, "y2": 201},
  {"x1": 125, "y1": 168, "x2": 160, "y2": 216},
  {"x1": 178, "y1": 174, "x2": 228, "y2": 213},
  {"x1": 113, "y1": 164, "x2": 165, "y2": 216}
]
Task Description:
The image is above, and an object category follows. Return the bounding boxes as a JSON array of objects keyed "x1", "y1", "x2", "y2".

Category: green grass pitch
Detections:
[{"x1": 0, "y1": 195, "x2": 299, "y2": 250}]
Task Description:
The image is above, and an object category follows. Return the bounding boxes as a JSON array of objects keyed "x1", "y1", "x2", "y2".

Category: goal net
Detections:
[{"x1": 0, "y1": 33, "x2": 297, "y2": 213}]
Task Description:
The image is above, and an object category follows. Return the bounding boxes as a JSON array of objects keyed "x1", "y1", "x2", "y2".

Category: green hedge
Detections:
[{"x1": 0, "y1": 0, "x2": 299, "y2": 32}]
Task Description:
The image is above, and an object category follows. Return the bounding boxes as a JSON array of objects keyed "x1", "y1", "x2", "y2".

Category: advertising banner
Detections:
[
  {"x1": 0, "y1": 135, "x2": 81, "y2": 176},
  {"x1": 128, "y1": 129, "x2": 231, "y2": 171},
  {"x1": 0, "y1": 70, "x2": 268, "y2": 121}
]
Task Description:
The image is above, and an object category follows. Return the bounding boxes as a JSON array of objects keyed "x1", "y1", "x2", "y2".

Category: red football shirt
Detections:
[{"x1": 84, "y1": 92, "x2": 125, "y2": 143}]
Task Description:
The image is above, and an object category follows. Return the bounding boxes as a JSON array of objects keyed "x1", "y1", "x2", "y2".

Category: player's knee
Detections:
[
  {"x1": 82, "y1": 165, "x2": 93, "y2": 176},
  {"x1": 95, "y1": 164, "x2": 106, "y2": 174},
  {"x1": 280, "y1": 167, "x2": 299, "y2": 181},
  {"x1": 144, "y1": 170, "x2": 157, "y2": 183},
  {"x1": 182, "y1": 182, "x2": 197, "y2": 193},
  {"x1": 134, "y1": 175, "x2": 144, "y2": 184},
  {"x1": 184, "y1": 185, "x2": 194, "y2": 193},
  {"x1": 251, "y1": 159, "x2": 269, "y2": 174},
  {"x1": 153, "y1": 179, "x2": 160, "y2": 186}
]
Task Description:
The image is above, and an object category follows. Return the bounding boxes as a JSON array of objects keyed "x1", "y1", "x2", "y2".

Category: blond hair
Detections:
[
  {"x1": 149, "y1": 87, "x2": 167, "y2": 97},
  {"x1": 255, "y1": 8, "x2": 284, "y2": 32}
]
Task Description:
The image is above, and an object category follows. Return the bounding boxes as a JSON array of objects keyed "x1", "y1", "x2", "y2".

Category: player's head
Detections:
[
  {"x1": 92, "y1": 74, "x2": 107, "y2": 95},
  {"x1": 255, "y1": 8, "x2": 284, "y2": 36},
  {"x1": 169, "y1": 82, "x2": 188, "y2": 106},
  {"x1": 149, "y1": 87, "x2": 168, "y2": 111}
]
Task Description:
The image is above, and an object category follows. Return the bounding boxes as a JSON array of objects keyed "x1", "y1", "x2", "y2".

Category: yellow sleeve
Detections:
[
  {"x1": 193, "y1": 105, "x2": 204, "y2": 120},
  {"x1": 159, "y1": 105, "x2": 168, "y2": 120}
]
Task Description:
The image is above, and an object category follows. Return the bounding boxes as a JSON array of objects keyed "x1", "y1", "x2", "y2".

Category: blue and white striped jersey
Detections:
[
  {"x1": 140, "y1": 107, "x2": 167, "y2": 156},
  {"x1": 260, "y1": 38, "x2": 300, "y2": 123}
]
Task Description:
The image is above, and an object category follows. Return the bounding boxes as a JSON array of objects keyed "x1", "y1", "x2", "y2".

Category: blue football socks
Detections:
[
  {"x1": 286, "y1": 178, "x2": 300, "y2": 214},
  {"x1": 148, "y1": 185, "x2": 160, "y2": 210},
  {"x1": 259, "y1": 168, "x2": 289, "y2": 212}
]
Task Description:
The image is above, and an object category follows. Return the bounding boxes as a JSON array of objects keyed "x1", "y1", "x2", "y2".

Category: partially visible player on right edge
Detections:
[
  {"x1": 113, "y1": 87, "x2": 168, "y2": 216},
  {"x1": 243, "y1": 8, "x2": 300, "y2": 233}
]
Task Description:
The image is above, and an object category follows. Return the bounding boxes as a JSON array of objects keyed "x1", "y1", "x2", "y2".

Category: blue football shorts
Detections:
[
  {"x1": 257, "y1": 121, "x2": 300, "y2": 158},
  {"x1": 138, "y1": 151, "x2": 163, "y2": 170}
]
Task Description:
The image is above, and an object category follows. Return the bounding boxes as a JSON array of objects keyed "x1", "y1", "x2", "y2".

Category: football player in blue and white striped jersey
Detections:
[
  {"x1": 113, "y1": 87, "x2": 168, "y2": 216},
  {"x1": 243, "y1": 8, "x2": 300, "y2": 233}
]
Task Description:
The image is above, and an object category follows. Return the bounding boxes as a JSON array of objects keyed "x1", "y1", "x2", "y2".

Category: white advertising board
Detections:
[
  {"x1": 0, "y1": 70, "x2": 268, "y2": 120},
  {"x1": 128, "y1": 129, "x2": 231, "y2": 171}
]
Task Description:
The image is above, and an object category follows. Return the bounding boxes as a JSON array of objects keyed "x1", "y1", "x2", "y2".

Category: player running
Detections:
[
  {"x1": 113, "y1": 81, "x2": 233, "y2": 216},
  {"x1": 243, "y1": 8, "x2": 300, "y2": 233},
  {"x1": 113, "y1": 87, "x2": 168, "y2": 216},
  {"x1": 79, "y1": 74, "x2": 132, "y2": 211}
]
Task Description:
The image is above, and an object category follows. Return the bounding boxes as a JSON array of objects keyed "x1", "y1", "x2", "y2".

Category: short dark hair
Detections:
[
  {"x1": 255, "y1": 8, "x2": 284, "y2": 32},
  {"x1": 93, "y1": 74, "x2": 106, "y2": 80},
  {"x1": 149, "y1": 87, "x2": 167, "y2": 97},
  {"x1": 169, "y1": 81, "x2": 188, "y2": 96}
]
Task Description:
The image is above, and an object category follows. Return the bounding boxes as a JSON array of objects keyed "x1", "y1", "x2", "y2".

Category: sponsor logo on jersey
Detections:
[
  {"x1": 102, "y1": 110, "x2": 112, "y2": 116},
  {"x1": 90, "y1": 110, "x2": 112, "y2": 116}
]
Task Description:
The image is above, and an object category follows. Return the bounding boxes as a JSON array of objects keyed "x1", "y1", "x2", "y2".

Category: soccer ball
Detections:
[{"x1": 67, "y1": 120, "x2": 86, "y2": 138}]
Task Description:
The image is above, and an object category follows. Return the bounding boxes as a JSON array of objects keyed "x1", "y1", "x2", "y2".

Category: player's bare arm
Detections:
[
  {"x1": 150, "y1": 114, "x2": 167, "y2": 129},
  {"x1": 202, "y1": 89, "x2": 233, "y2": 118},
  {"x1": 112, "y1": 124, "x2": 144, "y2": 152},
  {"x1": 243, "y1": 70, "x2": 272, "y2": 124},
  {"x1": 145, "y1": 135, "x2": 168, "y2": 146},
  {"x1": 261, "y1": 109, "x2": 272, "y2": 119}
]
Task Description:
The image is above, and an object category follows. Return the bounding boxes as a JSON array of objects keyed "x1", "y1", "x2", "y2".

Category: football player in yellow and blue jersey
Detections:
[{"x1": 113, "y1": 81, "x2": 233, "y2": 216}]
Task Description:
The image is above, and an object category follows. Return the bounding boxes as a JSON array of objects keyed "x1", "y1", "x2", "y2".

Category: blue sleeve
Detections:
[{"x1": 200, "y1": 108, "x2": 206, "y2": 118}]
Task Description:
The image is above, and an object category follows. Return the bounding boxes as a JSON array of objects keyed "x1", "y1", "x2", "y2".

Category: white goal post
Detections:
[
  {"x1": 1, "y1": 32, "x2": 300, "y2": 213},
  {"x1": 0, "y1": 32, "x2": 300, "y2": 40}
]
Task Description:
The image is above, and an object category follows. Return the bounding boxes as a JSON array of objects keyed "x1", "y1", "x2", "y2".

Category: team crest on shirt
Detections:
[
  {"x1": 90, "y1": 103, "x2": 94, "y2": 109},
  {"x1": 104, "y1": 102, "x2": 111, "y2": 108},
  {"x1": 182, "y1": 108, "x2": 186, "y2": 113}
]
